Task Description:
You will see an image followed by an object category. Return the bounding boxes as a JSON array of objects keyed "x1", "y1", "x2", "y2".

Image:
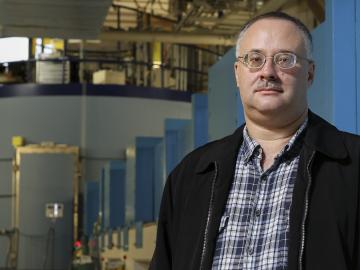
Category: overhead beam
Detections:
[
  {"x1": 254, "y1": 0, "x2": 295, "y2": 16},
  {"x1": 0, "y1": 25, "x2": 99, "y2": 39},
  {"x1": 99, "y1": 30, "x2": 236, "y2": 45}
]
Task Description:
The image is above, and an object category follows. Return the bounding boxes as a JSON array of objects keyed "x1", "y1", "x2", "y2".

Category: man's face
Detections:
[{"x1": 234, "y1": 18, "x2": 315, "y2": 121}]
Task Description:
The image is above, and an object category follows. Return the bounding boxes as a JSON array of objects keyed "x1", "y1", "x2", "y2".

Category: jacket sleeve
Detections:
[
  {"x1": 355, "y1": 175, "x2": 360, "y2": 270},
  {"x1": 149, "y1": 173, "x2": 175, "y2": 269}
]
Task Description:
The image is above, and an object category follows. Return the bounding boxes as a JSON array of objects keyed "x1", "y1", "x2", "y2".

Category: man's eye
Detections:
[
  {"x1": 277, "y1": 55, "x2": 291, "y2": 63},
  {"x1": 248, "y1": 56, "x2": 262, "y2": 63}
]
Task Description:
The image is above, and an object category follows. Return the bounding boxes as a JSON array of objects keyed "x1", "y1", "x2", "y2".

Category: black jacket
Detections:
[{"x1": 150, "y1": 112, "x2": 360, "y2": 270}]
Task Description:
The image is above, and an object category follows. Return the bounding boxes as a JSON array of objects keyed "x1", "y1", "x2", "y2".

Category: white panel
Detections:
[{"x1": 0, "y1": 37, "x2": 28, "y2": 63}]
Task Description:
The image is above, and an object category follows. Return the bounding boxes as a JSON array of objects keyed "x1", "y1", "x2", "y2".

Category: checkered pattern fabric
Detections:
[{"x1": 211, "y1": 120, "x2": 307, "y2": 270}]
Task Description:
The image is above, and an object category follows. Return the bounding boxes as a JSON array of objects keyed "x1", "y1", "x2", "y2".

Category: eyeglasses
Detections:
[{"x1": 236, "y1": 51, "x2": 312, "y2": 69}]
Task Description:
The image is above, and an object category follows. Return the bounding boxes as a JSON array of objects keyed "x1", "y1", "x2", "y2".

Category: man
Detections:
[{"x1": 150, "y1": 12, "x2": 360, "y2": 270}]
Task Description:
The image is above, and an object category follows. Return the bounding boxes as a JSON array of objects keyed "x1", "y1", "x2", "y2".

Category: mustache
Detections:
[{"x1": 255, "y1": 81, "x2": 282, "y2": 91}]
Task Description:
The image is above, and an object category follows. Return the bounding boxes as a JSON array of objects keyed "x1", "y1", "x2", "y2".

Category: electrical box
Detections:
[
  {"x1": 12, "y1": 136, "x2": 25, "y2": 147},
  {"x1": 45, "y1": 203, "x2": 64, "y2": 219}
]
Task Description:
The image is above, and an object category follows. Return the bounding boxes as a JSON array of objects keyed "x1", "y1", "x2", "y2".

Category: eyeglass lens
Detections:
[{"x1": 244, "y1": 52, "x2": 296, "y2": 69}]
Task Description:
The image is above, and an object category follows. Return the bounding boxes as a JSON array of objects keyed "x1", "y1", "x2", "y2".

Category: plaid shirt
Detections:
[{"x1": 212, "y1": 120, "x2": 307, "y2": 269}]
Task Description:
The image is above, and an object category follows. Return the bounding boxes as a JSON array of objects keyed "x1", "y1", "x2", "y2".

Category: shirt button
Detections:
[
  {"x1": 255, "y1": 209, "x2": 261, "y2": 217},
  {"x1": 260, "y1": 175, "x2": 266, "y2": 182},
  {"x1": 247, "y1": 246, "x2": 254, "y2": 255}
]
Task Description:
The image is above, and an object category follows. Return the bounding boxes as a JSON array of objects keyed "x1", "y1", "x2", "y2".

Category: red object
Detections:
[{"x1": 74, "y1": 240, "x2": 82, "y2": 248}]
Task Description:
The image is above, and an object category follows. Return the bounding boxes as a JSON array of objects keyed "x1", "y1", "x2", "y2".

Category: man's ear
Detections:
[
  {"x1": 234, "y1": 62, "x2": 240, "y2": 87},
  {"x1": 307, "y1": 62, "x2": 315, "y2": 87}
]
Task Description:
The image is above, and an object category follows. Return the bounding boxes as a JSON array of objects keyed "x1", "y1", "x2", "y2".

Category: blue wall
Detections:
[
  {"x1": 309, "y1": 0, "x2": 360, "y2": 133},
  {"x1": 0, "y1": 84, "x2": 191, "y2": 263},
  {"x1": 308, "y1": 10, "x2": 333, "y2": 122},
  {"x1": 208, "y1": 48, "x2": 244, "y2": 141},
  {"x1": 329, "y1": 0, "x2": 359, "y2": 133}
]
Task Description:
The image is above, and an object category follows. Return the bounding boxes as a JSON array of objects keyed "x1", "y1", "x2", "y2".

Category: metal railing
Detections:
[{"x1": 1, "y1": 57, "x2": 209, "y2": 92}]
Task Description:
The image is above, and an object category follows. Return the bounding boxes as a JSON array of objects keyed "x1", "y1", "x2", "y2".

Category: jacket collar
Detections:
[
  {"x1": 195, "y1": 110, "x2": 348, "y2": 173},
  {"x1": 195, "y1": 125, "x2": 244, "y2": 174},
  {"x1": 304, "y1": 110, "x2": 348, "y2": 159}
]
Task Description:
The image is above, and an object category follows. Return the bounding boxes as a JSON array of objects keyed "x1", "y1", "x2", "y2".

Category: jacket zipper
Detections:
[
  {"x1": 199, "y1": 161, "x2": 218, "y2": 270},
  {"x1": 298, "y1": 150, "x2": 315, "y2": 270}
]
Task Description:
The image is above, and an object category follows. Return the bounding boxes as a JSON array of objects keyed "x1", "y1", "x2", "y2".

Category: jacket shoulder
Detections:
[
  {"x1": 175, "y1": 132, "x2": 238, "y2": 173},
  {"x1": 339, "y1": 130, "x2": 360, "y2": 153}
]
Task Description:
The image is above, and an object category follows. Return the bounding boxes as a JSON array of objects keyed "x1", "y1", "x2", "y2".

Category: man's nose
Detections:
[{"x1": 259, "y1": 58, "x2": 278, "y2": 80}]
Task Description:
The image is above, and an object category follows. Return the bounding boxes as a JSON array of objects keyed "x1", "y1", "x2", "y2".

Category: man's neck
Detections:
[{"x1": 245, "y1": 109, "x2": 308, "y2": 170}]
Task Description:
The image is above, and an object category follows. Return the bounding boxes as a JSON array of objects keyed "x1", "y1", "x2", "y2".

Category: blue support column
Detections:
[
  {"x1": 135, "y1": 137, "x2": 163, "y2": 222},
  {"x1": 192, "y1": 93, "x2": 209, "y2": 148},
  {"x1": 309, "y1": 0, "x2": 359, "y2": 133},
  {"x1": 165, "y1": 119, "x2": 193, "y2": 175},
  {"x1": 330, "y1": 0, "x2": 357, "y2": 133},
  {"x1": 356, "y1": 0, "x2": 360, "y2": 134},
  {"x1": 84, "y1": 181, "x2": 99, "y2": 237},
  {"x1": 104, "y1": 160, "x2": 126, "y2": 230}
]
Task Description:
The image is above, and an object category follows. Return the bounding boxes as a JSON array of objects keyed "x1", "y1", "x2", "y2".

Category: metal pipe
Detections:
[{"x1": 99, "y1": 30, "x2": 236, "y2": 46}]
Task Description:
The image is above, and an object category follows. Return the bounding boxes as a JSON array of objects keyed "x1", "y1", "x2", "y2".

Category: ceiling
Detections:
[
  {"x1": 100, "y1": 0, "x2": 324, "y2": 45},
  {"x1": 0, "y1": 0, "x2": 112, "y2": 39},
  {"x1": 0, "y1": 0, "x2": 324, "y2": 45}
]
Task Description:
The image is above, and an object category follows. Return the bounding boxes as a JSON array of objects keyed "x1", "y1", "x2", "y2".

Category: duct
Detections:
[
  {"x1": 99, "y1": 30, "x2": 236, "y2": 45},
  {"x1": 0, "y1": 0, "x2": 112, "y2": 39}
]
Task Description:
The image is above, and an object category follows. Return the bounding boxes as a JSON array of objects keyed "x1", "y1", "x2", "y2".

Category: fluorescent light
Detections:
[{"x1": 0, "y1": 37, "x2": 29, "y2": 63}]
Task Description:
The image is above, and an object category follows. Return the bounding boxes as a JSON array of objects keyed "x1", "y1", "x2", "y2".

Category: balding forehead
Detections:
[{"x1": 236, "y1": 17, "x2": 313, "y2": 59}]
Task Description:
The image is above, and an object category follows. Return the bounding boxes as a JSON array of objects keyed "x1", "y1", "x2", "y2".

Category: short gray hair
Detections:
[{"x1": 235, "y1": 11, "x2": 313, "y2": 59}]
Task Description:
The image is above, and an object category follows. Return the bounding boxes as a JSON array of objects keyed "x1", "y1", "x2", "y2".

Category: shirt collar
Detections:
[
  {"x1": 241, "y1": 127, "x2": 260, "y2": 163},
  {"x1": 241, "y1": 118, "x2": 308, "y2": 163}
]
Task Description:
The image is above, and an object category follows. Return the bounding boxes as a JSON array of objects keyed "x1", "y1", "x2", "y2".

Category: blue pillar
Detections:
[
  {"x1": 104, "y1": 160, "x2": 126, "y2": 229},
  {"x1": 192, "y1": 93, "x2": 209, "y2": 148},
  {"x1": 330, "y1": 0, "x2": 357, "y2": 133},
  {"x1": 165, "y1": 119, "x2": 193, "y2": 175},
  {"x1": 84, "y1": 181, "x2": 99, "y2": 236},
  {"x1": 356, "y1": 0, "x2": 360, "y2": 134},
  {"x1": 135, "y1": 137, "x2": 163, "y2": 222}
]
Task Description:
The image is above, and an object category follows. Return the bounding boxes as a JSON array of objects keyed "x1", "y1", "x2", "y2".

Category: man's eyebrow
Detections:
[
  {"x1": 276, "y1": 49, "x2": 295, "y2": 53},
  {"x1": 242, "y1": 49, "x2": 298, "y2": 57},
  {"x1": 246, "y1": 49, "x2": 263, "y2": 53},
  {"x1": 246, "y1": 49, "x2": 296, "y2": 54}
]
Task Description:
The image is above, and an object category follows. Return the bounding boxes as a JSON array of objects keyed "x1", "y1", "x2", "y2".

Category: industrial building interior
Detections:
[{"x1": 3, "y1": 0, "x2": 357, "y2": 269}]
